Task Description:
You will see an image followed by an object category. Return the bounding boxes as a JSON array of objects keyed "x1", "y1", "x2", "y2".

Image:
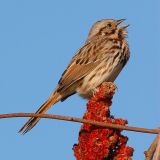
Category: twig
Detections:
[
  {"x1": 155, "y1": 132, "x2": 160, "y2": 160},
  {"x1": 0, "y1": 113, "x2": 159, "y2": 134},
  {"x1": 145, "y1": 135, "x2": 158, "y2": 160}
]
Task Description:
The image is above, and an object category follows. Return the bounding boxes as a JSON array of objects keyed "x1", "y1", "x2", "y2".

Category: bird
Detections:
[{"x1": 19, "y1": 19, "x2": 130, "y2": 134}]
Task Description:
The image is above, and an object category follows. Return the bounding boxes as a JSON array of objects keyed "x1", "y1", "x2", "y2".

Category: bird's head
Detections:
[{"x1": 87, "y1": 19, "x2": 129, "y2": 42}]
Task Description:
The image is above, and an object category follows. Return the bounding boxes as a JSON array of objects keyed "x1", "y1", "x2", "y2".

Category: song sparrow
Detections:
[{"x1": 19, "y1": 19, "x2": 130, "y2": 134}]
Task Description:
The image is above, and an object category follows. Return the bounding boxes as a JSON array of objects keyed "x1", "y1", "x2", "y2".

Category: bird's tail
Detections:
[{"x1": 19, "y1": 92, "x2": 61, "y2": 134}]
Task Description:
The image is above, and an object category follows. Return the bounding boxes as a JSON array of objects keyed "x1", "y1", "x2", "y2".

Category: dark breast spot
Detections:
[
  {"x1": 79, "y1": 59, "x2": 85, "y2": 65},
  {"x1": 84, "y1": 58, "x2": 89, "y2": 64},
  {"x1": 93, "y1": 45, "x2": 96, "y2": 50},
  {"x1": 113, "y1": 52, "x2": 120, "y2": 63},
  {"x1": 92, "y1": 51, "x2": 96, "y2": 56},
  {"x1": 76, "y1": 59, "x2": 81, "y2": 64},
  {"x1": 87, "y1": 47, "x2": 92, "y2": 53},
  {"x1": 97, "y1": 45, "x2": 103, "y2": 51},
  {"x1": 88, "y1": 74, "x2": 96, "y2": 81},
  {"x1": 93, "y1": 56, "x2": 98, "y2": 62},
  {"x1": 110, "y1": 45, "x2": 120, "y2": 50}
]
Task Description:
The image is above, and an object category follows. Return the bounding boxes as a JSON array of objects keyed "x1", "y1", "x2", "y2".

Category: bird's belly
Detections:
[{"x1": 76, "y1": 62, "x2": 123, "y2": 99}]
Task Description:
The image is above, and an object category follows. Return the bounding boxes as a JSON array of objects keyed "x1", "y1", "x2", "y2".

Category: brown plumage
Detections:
[{"x1": 19, "y1": 19, "x2": 130, "y2": 134}]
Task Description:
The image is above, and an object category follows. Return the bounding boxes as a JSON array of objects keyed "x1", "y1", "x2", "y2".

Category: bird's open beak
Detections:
[
  {"x1": 118, "y1": 24, "x2": 130, "y2": 30},
  {"x1": 116, "y1": 19, "x2": 126, "y2": 25},
  {"x1": 116, "y1": 19, "x2": 129, "y2": 30}
]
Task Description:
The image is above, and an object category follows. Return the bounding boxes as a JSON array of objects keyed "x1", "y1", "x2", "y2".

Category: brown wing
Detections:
[{"x1": 57, "y1": 42, "x2": 101, "y2": 93}]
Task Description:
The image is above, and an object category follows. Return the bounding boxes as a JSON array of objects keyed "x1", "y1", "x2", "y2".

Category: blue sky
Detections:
[{"x1": 0, "y1": 0, "x2": 159, "y2": 159}]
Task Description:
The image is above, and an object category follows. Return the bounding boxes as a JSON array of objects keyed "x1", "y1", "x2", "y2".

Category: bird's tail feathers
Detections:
[{"x1": 19, "y1": 92, "x2": 61, "y2": 134}]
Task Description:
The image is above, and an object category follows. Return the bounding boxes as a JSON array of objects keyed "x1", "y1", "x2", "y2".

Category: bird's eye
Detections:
[{"x1": 107, "y1": 23, "x2": 112, "y2": 28}]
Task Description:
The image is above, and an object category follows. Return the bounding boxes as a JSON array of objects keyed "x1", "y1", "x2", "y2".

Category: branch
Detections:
[
  {"x1": 155, "y1": 132, "x2": 160, "y2": 160},
  {"x1": 0, "y1": 113, "x2": 159, "y2": 134},
  {"x1": 145, "y1": 135, "x2": 159, "y2": 160}
]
